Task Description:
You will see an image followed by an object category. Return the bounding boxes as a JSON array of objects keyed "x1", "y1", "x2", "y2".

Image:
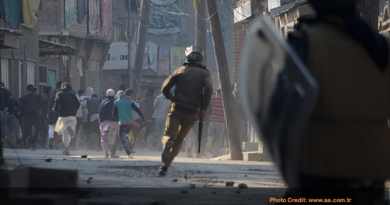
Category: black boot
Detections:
[
  {"x1": 162, "y1": 140, "x2": 172, "y2": 164},
  {"x1": 157, "y1": 166, "x2": 168, "y2": 177}
]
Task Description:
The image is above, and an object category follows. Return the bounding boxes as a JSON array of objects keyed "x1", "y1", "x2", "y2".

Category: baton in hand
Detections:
[{"x1": 198, "y1": 92, "x2": 204, "y2": 153}]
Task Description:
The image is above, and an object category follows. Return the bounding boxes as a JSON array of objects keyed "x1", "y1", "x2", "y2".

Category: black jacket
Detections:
[
  {"x1": 162, "y1": 64, "x2": 213, "y2": 114},
  {"x1": 53, "y1": 89, "x2": 80, "y2": 117},
  {"x1": 0, "y1": 88, "x2": 10, "y2": 111},
  {"x1": 19, "y1": 92, "x2": 44, "y2": 117},
  {"x1": 47, "y1": 87, "x2": 61, "y2": 111},
  {"x1": 99, "y1": 96, "x2": 119, "y2": 122},
  {"x1": 6, "y1": 98, "x2": 19, "y2": 114},
  {"x1": 47, "y1": 87, "x2": 61, "y2": 124}
]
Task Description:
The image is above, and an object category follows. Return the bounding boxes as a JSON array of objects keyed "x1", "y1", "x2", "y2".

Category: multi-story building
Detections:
[
  {"x1": 102, "y1": 0, "x2": 235, "y2": 95},
  {"x1": 233, "y1": 0, "x2": 314, "y2": 84},
  {"x1": 39, "y1": 0, "x2": 113, "y2": 96},
  {"x1": 0, "y1": 0, "x2": 40, "y2": 98}
]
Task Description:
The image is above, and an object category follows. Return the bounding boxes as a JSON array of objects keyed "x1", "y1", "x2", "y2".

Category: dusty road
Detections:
[
  {"x1": 3, "y1": 148, "x2": 390, "y2": 204},
  {"x1": 3, "y1": 148, "x2": 284, "y2": 188}
]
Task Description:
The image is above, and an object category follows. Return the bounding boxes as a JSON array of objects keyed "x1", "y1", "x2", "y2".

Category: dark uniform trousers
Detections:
[{"x1": 162, "y1": 106, "x2": 198, "y2": 167}]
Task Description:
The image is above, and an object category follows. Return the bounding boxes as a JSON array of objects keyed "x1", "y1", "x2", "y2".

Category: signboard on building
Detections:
[
  {"x1": 170, "y1": 47, "x2": 186, "y2": 71},
  {"x1": 103, "y1": 42, "x2": 129, "y2": 70},
  {"x1": 158, "y1": 46, "x2": 170, "y2": 76},
  {"x1": 147, "y1": 41, "x2": 158, "y2": 72},
  {"x1": 104, "y1": 41, "x2": 158, "y2": 71}
]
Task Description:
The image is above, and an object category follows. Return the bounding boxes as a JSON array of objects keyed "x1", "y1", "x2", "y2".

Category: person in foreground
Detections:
[{"x1": 245, "y1": 0, "x2": 390, "y2": 203}]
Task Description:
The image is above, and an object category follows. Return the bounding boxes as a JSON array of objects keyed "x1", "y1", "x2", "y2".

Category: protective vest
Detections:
[{"x1": 297, "y1": 21, "x2": 390, "y2": 179}]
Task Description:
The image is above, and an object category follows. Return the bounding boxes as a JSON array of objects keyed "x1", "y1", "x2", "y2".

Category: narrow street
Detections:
[
  {"x1": 3, "y1": 148, "x2": 390, "y2": 204},
  {"x1": 2, "y1": 0, "x2": 390, "y2": 204},
  {"x1": 3, "y1": 148, "x2": 284, "y2": 188},
  {"x1": 3, "y1": 148, "x2": 287, "y2": 204}
]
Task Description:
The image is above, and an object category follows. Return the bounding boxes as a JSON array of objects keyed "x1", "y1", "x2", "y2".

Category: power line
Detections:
[
  {"x1": 172, "y1": 2, "x2": 190, "y2": 17},
  {"x1": 195, "y1": 0, "x2": 224, "y2": 21}
]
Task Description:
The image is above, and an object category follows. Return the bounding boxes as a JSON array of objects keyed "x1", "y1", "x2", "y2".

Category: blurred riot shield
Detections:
[{"x1": 240, "y1": 16, "x2": 318, "y2": 187}]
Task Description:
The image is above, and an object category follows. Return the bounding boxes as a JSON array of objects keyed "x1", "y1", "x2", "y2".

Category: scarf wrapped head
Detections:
[
  {"x1": 117, "y1": 90, "x2": 130, "y2": 100},
  {"x1": 86, "y1": 87, "x2": 94, "y2": 97}
]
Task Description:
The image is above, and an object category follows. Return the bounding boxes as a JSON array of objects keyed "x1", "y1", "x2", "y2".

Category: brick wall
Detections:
[
  {"x1": 39, "y1": 0, "x2": 88, "y2": 37},
  {"x1": 69, "y1": 55, "x2": 80, "y2": 92},
  {"x1": 67, "y1": 9, "x2": 88, "y2": 37},
  {"x1": 233, "y1": 23, "x2": 246, "y2": 86},
  {"x1": 0, "y1": 18, "x2": 40, "y2": 98},
  {"x1": 60, "y1": 0, "x2": 65, "y2": 29},
  {"x1": 39, "y1": 0, "x2": 59, "y2": 32},
  {"x1": 46, "y1": 57, "x2": 59, "y2": 72},
  {"x1": 39, "y1": 0, "x2": 111, "y2": 96}
]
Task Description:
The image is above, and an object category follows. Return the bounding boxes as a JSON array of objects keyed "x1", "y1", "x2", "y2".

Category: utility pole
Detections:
[
  {"x1": 195, "y1": 0, "x2": 207, "y2": 65},
  {"x1": 133, "y1": 0, "x2": 151, "y2": 97},
  {"x1": 194, "y1": 0, "x2": 208, "y2": 156},
  {"x1": 207, "y1": 0, "x2": 243, "y2": 160},
  {"x1": 127, "y1": 0, "x2": 132, "y2": 89}
]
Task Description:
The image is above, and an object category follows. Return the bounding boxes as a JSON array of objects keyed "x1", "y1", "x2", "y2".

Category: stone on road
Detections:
[{"x1": 3, "y1": 148, "x2": 283, "y2": 188}]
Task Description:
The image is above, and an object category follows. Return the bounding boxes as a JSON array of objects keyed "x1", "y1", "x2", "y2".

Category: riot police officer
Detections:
[
  {"x1": 287, "y1": 0, "x2": 390, "y2": 203},
  {"x1": 158, "y1": 46, "x2": 213, "y2": 177}
]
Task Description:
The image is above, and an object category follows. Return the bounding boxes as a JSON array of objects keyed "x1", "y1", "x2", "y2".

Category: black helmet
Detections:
[{"x1": 185, "y1": 46, "x2": 203, "y2": 64}]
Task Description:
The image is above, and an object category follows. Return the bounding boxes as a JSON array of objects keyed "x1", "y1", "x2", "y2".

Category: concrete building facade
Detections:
[
  {"x1": 102, "y1": 0, "x2": 235, "y2": 96},
  {"x1": 0, "y1": 1, "x2": 40, "y2": 98},
  {"x1": 39, "y1": 0, "x2": 112, "y2": 96}
]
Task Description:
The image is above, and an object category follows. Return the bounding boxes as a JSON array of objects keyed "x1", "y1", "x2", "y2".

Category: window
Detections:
[
  {"x1": 48, "y1": 70, "x2": 57, "y2": 88},
  {"x1": 77, "y1": 57, "x2": 85, "y2": 77},
  {"x1": 39, "y1": 66, "x2": 47, "y2": 83},
  {"x1": 27, "y1": 62, "x2": 35, "y2": 85},
  {"x1": 1, "y1": 58, "x2": 9, "y2": 88},
  {"x1": 39, "y1": 66, "x2": 48, "y2": 94}
]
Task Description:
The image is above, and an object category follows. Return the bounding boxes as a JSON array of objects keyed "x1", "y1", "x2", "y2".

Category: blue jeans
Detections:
[{"x1": 113, "y1": 125, "x2": 134, "y2": 156}]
